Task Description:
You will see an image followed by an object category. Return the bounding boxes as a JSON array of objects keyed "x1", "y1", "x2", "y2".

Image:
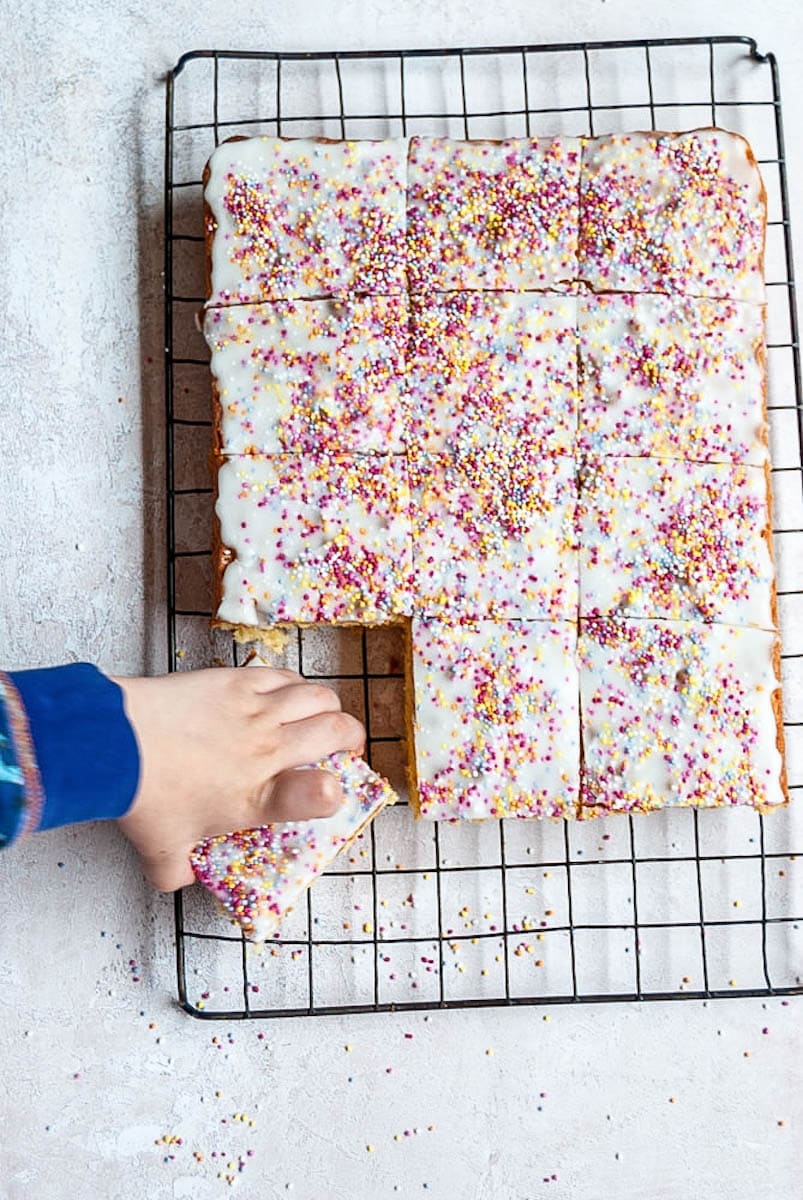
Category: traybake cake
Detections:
[{"x1": 202, "y1": 130, "x2": 786, "y2": 825}]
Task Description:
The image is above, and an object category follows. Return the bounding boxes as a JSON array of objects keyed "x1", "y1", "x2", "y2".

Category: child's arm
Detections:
[{"x1": 0, "y1": 665, "x2": 363, "y2": 891}]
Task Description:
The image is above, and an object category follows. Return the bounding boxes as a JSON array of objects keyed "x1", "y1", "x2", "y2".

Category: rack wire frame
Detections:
[{"x1": 165, "y1": 36, "x2": 803, "y2": 1019}]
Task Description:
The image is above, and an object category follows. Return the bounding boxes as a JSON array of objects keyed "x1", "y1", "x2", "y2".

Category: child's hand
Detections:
[{"x1": 112, "y1": 667, "x2": 364, "y2": 891}]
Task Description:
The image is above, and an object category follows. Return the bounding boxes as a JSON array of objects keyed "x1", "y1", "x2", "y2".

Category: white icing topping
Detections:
[
  {"x1": 578, "y1": 456, "x2": 775, "y2": 628},
  {"x1": 204, "y1": 297, "x2": 407, "y2": 455},
  {"x1": 408, "y1": 291, "x2": 578, "y2": 455},
  {"x1": 578, "y1": 292, "x2": 768, "y2": 464},
  {"x1": 204, "y1": 131, "x2": 782, "y2": 824},
  {"x1": 579, "y1": 129, "x2": 766, "y2": 301},
  {"x1": 205, "y1": 137, "x2": 407, "y2": 304},
  {"x1": 216, "y1": 454, "x2": 413, "y2": 626},
  {"x1": 407, "y1": 136, "x2": 582, "y2": 292},
  {"x1": 410, "y1": 449, "x2": 578, "y2": 620}
]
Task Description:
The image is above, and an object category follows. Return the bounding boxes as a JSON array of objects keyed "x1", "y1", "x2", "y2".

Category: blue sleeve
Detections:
[{"x1": 0, "y1": 664, "x2": 140, "y2": 846}]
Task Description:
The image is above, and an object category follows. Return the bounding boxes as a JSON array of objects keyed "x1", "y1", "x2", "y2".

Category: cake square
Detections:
[
  {"x1": 578, "y1": 292, "x2": 768, "y2": 465},
  {"x1": 577, "y1": 456, "x2": 775, "y2": 627},
  {"x1": 411, "y1": 618, "x2": 580, "y2": 820},
  {"x1": 215, "y1": 453, "x2": 413, "y2": 627},
  {"x1": 408, "y1": 291, "x2": 578, "y2": 455},
  {"x1": 410, "y1": 448, "x2": 578, "y2": 620},
  {"x1": 204, "y1": 296, "x2": 407, "y2": 455},
  {"x1": 407, "y1": 136, "x2": 581, "y2": 292},
  {"x1": 578, "y1": 618, "x2": 786, "y2": 814},
  {"x1": 205, "y1": 137, "x2": 407, "y2": 304},
  {"x1": 578, "y1": 130, "x2": 766, "y2": 301}
]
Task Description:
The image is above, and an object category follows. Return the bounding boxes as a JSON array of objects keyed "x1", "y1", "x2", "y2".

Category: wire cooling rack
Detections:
[{"x1": 164, "y1": 37, "x2": 803, "y2": 1019}]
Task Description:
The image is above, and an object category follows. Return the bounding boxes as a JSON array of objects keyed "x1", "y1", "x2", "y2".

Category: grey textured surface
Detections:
[{"x1": 1, "y1": 3, "x2": 802, "y2": 1198}]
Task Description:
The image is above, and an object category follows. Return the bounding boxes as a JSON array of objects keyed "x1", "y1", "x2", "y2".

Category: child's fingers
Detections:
[
  {"x1": 243, "y1": 665, "x2": 305, "y2": 694},
  {"x1": 143, "y1": 853, "x2": 197, "y2": 893},
  {"x1": 258, "y1": 681, "x2": 342, "y2": 727},
  {"x1": 271, "y1": 710, "x2": 365, "y2": 773},
  {"x1": 263, "y1": 767, "x2": 344, "y2": 823}
]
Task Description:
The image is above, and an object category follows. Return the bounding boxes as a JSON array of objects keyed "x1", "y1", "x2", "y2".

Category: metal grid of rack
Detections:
[{"x1": 165, "y1": 37, "x2": 802, "y2": 1019}]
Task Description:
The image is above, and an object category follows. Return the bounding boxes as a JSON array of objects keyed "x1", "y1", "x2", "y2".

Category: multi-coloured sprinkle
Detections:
[
  {"x1": 190, "y1": 751, "x2": 397, "y2": 940},
  {"x1": 408, "y1": 291, "x2": 578, "y2": 455},
  {"x1": 410, "y1": 446, "x2": 578, "y2": 620}
]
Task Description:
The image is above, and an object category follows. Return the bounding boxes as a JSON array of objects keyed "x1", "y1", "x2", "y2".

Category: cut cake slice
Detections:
[{"x1": 190, "y1": 751, "x2": 397, "y2": 941}]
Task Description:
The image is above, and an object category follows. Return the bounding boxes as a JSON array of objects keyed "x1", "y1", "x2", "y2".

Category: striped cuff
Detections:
[{"x1": 0, "y1": 673, "x2": 44, "y2": 845}]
